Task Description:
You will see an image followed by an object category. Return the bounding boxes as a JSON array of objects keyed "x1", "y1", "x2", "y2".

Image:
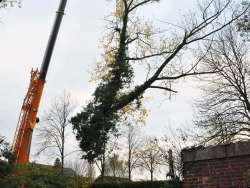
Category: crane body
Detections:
[{"x1": 12, "y1": 0, "x2": 68, "y2": 164}]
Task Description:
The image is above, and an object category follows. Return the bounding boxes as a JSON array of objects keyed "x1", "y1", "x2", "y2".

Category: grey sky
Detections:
[{"x1": 0, "y1": 0, "x2": 200, "y2": 165}]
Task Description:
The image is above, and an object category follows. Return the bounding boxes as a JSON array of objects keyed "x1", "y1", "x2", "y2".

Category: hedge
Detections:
[{"x1": 89, "y1": 180, "x2": 182, "y2": 188}]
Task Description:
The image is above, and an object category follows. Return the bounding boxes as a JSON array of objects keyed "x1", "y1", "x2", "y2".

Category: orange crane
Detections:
[{"x1": 12, "y1": 0, "x2": 68, "y2": 164}]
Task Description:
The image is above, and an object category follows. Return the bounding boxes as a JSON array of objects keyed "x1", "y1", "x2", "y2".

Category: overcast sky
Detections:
[{"x1": 0, "y1": 0, "x2": 201, "y2": 167}]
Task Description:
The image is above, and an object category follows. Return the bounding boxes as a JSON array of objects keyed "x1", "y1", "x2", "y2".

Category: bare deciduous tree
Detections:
[
  {"x1": 85, "y1": 162, "x2": 96, "y2": 182},
  {"x1": 195, "y1": 25, "x2": 250, "y2": 144},
  {"x1": 65, "y1": 158, "x2": 87, "y2": 175},
  {"x1": 105, "y1": 153, "x2": 126, "y2": 178},
  {"x1": 162, "y1": 127, "x2": 192, "y2": 178},
  {"x1": 36, "y1": 91, "x2": 74, "y2": 169},
  {"x1": 123, "y1": 124, "x2": 142, "y2": 181},
  {"x1": 137, "y1": 137, "x2": 162, "y2": 181},
  {"x1": 109, "y1": 0, "x2": 249, "y2": 111},
  {"x1": 65, "y1": 159, "x2": 89, "y2": 188}
]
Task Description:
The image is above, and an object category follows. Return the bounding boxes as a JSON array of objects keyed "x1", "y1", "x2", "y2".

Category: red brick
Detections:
[{"x1": 183, "y1": 155, "x2": 250, "y2": 187}]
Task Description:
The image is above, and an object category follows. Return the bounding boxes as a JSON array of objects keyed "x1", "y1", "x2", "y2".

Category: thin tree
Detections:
[
  {"x1": 94, "y1": 135, "x2": 119, "y2": 181},
  {"x1": 94, "y1": 146, "x2": 106, "y2": 182},
  {"x1": 137, "y1": 137, "x2": 162, "y2": 181},
  {"x1": 65, "y1": 158, "x2": 88, "y2": 187},
  {"x1": 161, "y1": 127, "x2": 192, "y2": 178},
  {"x1": 54, "y1": 158, "x2": 62, "y2": 168},
  {"x1": 195, "y1": 25, "x2": 250, "y2": 144},
  {"x1": 36, "y1": 91, "x2": 74, "y2": 169},
  {"x1": 124, "y1": 124, "x2": 142, "y2": 181},
  {"x1": 85, "y1": 162, "x2": 96, "y2": 182},
  {"x1": 105, "y1": 153, "x2": 126, "y2": 178}
]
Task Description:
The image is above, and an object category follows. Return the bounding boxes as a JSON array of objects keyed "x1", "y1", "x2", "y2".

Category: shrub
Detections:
[
  {"x1": 89, "y1": 180, "x2": 182, "y2": 188},
  {"x1": 0, "y1": 176, "x2": 23, "y2": 188},
  {"x1": 0, "y1": 162, "x2": 94, "y2": 188},
  {"x1": 67, "y1": 176, "x2": 92, "y2": 188},
  {"x1": 0, "y1": 163, "x2": 68, "y2": 188},
  {"x1": 23, "y1": 163, "x2": 68, "y2": 188}
]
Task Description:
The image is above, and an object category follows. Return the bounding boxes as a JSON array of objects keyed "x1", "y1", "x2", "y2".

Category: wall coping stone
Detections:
[{"x1": 182, "y1": 140, "x2": 250, "y2": 162}]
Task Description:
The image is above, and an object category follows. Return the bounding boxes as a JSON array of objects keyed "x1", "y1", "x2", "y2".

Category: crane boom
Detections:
[{"x1": 12, "y1": 0, "x2": 68, "y2": 164}]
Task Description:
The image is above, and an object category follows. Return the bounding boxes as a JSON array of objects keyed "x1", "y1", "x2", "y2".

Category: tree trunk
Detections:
[
  {"x1": 61, "y1": 125, "x2": 65, "y2": 170},
  {"x1": 128, "y1": 163, "x2": 131, "y2": 181},
  {"x1": 101, "y1": 153, "x2": 105, "y2": 182},
  {"x1": 128, "y1": 146, "x2": 131, "y2": 181},
  {"x1": 150, "y1": 157, "x2": 153, "y2": 181},
  {"x1": 150, "y1": 170, "x2": 153, "y2": 181}
]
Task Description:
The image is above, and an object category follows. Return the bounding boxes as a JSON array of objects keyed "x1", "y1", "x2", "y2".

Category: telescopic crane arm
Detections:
[{"x1": 12, "y1": 0, "x2": 68, "y2": 164}]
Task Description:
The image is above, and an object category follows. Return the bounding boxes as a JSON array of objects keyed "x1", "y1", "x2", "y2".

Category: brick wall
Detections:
[{"x1": 182, "y1": 141, "x2": 250, "y2": 188}]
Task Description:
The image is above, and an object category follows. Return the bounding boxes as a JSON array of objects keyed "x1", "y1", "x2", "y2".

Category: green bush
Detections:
[
  {"x1": 0, "y1": 175, "x2": 23, "y2": 188},
  {"x1": 0, "y1": 163, "x2": 68, "y2": 188},
  {"x1": 89, "y1": 180, "x2": 182, "y2": 188},
  {"x1": 66, "y1": 176, "x2": 92, "y2": 188},
  {"x1": 23, "y1": 163, "x2": 68, "y2": 188},
  {"x1": 0, "y1": 163, "x2": 92, "y2": 188},
  {"x1": 0, "y1": 160, "x2": 12, "y2": 177}
]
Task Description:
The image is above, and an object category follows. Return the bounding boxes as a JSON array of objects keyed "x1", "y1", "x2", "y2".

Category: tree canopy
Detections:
[
  {"x1": 0, "y1": 0, "x2": 21, "y2": 9},
  {"x1": 71, "y1": 0, "x2": 249, "y2": 162}
]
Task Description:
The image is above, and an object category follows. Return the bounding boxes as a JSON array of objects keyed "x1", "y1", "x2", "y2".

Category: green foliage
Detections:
[
  {"x1": 67, "y1": 177, "x2": 92, "y2": 188},
  {"x1": 0, "y1": 160, "x2": 12, "y2": 177},
  {"x1": 23, "y1": 163, "x2": 67, "y2": 188},
  {"x1": 0, "y1": 163, "x2": 70, "y2": 188},
  {"x1": 54, "y1": 158, "x2": 62, "y2": 168},
  {"x1": 25, "y1": 166, "x2": 66, "y2": 188},
  {"x1": 0, "y1": 138, "x2": 89, "y2": 188},
  {"x1": 71, "y1": 29, "x2": 134, "y2": 161},
  {"x1": 0, "y1": 137, "x2": 14, "y2": 161},
  {"x1": 71, "y1": 0, "x2": 150, "y2": 163},
  {"x1": 0, "y1": 161, "x2": 22, "y2": 188},
  {"x1": 0, "y1": 136, "x2": 15, "y2": 177},
  {"x1": 89, "y1": 180, "x2": 182, "y2": 188},
  {"x1": 0, "y1": 175, "x2": 23, "y2": 188},
  {"x1": 0, "y1": 141, "x2": 22, "y2": 188},
  {"x1": 1, "y1": 161, "x2": 91, "y2": 188}
]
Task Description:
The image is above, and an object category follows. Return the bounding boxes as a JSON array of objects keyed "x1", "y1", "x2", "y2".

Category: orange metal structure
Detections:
[
  {"x1": 12, "y1": 0, "x2": 68, "y2": 164},
  {"x1": 12, "y1": 69, "x2": 45, "y2": 164}
]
